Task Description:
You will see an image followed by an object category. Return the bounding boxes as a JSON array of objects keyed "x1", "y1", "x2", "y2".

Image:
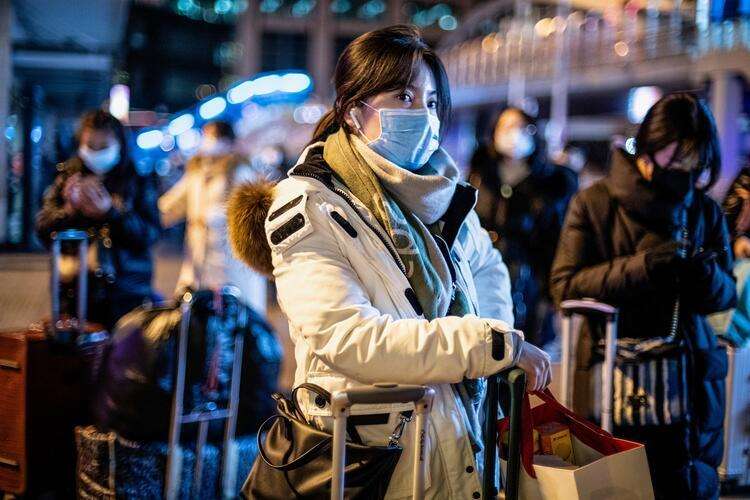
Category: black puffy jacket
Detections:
[
  {"x1": 36, "y1": 156, "x2": 160, "y2": 329},
  {"x1": 550, "y1": 149, "x2": 736, "y2": 499},
  {"x1": 469, "y1": 143, "x2": 577, "y2": 345}
]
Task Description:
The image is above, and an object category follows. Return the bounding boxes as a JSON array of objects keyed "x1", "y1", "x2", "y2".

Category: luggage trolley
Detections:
[
  {"x1": 164, "y1": 288, "x2": 245, "y2": 500},
  {"x1": 559, "y1": 299, "x2": 618, "y2": 433},
  {"x1": 328, "y1": 368, "x2": 527, "y2": 500}
]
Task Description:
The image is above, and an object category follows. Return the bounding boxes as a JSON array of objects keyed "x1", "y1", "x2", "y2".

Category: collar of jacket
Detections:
[
  {"x1": 292, "y1": 146, "x2": 477, "y2": 248},
  {"x1": 604, "y1": 147, "x2": 689, "y2": 230}
]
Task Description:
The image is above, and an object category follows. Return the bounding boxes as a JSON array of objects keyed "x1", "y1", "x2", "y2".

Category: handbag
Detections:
[
  {"x1": 590, "y1": 337, "x2": 689, "y2": 427},
  {"x1": 241, "y1": 383, "x2": 404, "y2": 499},
  {"x1": 590, "y1": 216, "x2": 690, "y2": 428}
]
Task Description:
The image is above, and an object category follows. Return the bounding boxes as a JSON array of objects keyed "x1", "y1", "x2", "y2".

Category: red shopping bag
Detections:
[{"x1": 498, "y1": 389, "x2": 653, "y2": 499}]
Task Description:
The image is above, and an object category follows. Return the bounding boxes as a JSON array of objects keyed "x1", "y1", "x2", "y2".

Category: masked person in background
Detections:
[
  {"x1": 469, "y1": 107, "x2": 577, "y2": 347},
  {"x1": 550, "y1": 92, "x2": 736, "y2": 499},
  {"x1": 159, "y1": 120, "x2": 267, "y2": 313},
  {"x1": 36, "y1": 110, "x2": 160, "y2": 330},
  {"x1": 708, "y1": 167, "x2": 750, "y2": 347}
]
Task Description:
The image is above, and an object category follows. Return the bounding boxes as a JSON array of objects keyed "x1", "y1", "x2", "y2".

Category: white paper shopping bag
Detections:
[{"x1": 498, "y1": 390, "x2": 654, "y2": 500}]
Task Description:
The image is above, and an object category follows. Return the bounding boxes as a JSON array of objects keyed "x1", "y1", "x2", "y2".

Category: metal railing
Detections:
[{"x1": 440, "y1": 10, "x2": 750, "y2": 93}]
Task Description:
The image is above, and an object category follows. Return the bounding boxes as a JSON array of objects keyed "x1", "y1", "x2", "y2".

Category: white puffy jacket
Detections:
[
  {"x1": 159, "y1": 154, "x2": 267, "y2": 313},
  {"x1": 231, "y1": 145, "x2": 523, "y2": 499}
]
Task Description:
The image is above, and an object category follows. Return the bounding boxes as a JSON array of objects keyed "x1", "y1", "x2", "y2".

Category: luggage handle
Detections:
[
  {"x1": 165, "y1": 291, "x2": 245, "y2": 500},
  {"x1": 330, "y1": 384, "x2": 435, "y2": 500},
  {"x1": 332, "y1": 383, "x2": 430, "y2": 407},
  {"x1": 50, "y1": 229, "x2": 89, "y2": 336},
  {"x1": 560, "y1": 299, "x2": 619, "y2": 433},
  {"x1": 484, "y1": 367, "x2": 526, "y2": 500}
]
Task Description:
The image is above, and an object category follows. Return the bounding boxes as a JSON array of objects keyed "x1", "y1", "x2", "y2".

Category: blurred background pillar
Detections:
[
  {"x1": 308, "y1": 0, "x2": 333, "y2": 99},
  {"x1": 235, "y1": 0, "x2": 261, "y2": 78},
  {"x1": 709, "y1": 70, "x2": 743, "y2": 200},
  {"x1": 21, "y1": 84, "x2": 44, "y2": 249},
  {"x1": 0, "y1": 0, "x2": 11, "y2": 245},
  {"x1": 507, "y1": 0, "x2": 530, "y2": 107},
  {"x1": 548, "y1": 0, "x2": 571, "y2": 155}
]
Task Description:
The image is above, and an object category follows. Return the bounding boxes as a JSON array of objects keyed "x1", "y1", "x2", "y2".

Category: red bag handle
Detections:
[
  {"x1": 533, "y1": 389, "x2": 617, "y2": 441},
  {"x1": 507, "y1": 389, "x2": 620, "y2": 478}
]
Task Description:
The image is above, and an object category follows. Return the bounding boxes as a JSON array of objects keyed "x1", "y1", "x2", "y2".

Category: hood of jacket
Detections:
[
  {"x1": 227, "y1": 178, "x2": 276, "y2": 277},
  {"x1": 604, "y1": 147, "x2": 689, "y2": 230}
]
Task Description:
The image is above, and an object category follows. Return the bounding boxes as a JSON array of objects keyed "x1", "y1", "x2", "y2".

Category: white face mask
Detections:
[
  {"x1": 351, "y1": 102, "x2": 440, "y2": 171},
  {"x1": 495, "y1": 128, "x2": 535, "y2": 160},
  {"x1": 199, "y1": 137, "x2": 232, "y2": 157},
  {"x1": 78, "y1": 143, "x2": 121, "y2": 174}
]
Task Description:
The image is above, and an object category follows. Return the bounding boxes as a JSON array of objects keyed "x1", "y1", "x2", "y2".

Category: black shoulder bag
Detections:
[{"x1": 241, "y1": 384, "x2": 404, "y2": 499}]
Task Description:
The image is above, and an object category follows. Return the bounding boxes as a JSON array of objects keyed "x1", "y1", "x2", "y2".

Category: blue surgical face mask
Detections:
[{"x1": 350, "y1": 101, "x2": 440, "y2": 171}]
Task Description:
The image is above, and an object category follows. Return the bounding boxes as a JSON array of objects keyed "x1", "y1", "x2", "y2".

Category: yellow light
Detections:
[
  {"x1": 614, "y1": 41, "x2": 629, "y2": 57},
  {"x1": 482, "y1": 34, "x2": 501, "y2": 53},
  {"x1": 535, "y1": 18, "x2": 555, "y2": 38}
]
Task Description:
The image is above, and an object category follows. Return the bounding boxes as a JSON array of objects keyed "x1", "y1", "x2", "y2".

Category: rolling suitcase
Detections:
[
  {"x1": 559, "y1": 299, "x2": 618, "y2": 432},
  {"x1": 329, "y1": 384, "x2": 435, "y2": 500},
  {"x1": 164, "y1": 289, "x2": 246, "y2": 500},
  {"x1": 0, "y1": 229, "x2": 109, "y2": 497},
  {"x1": 718, "y1": 343, "x2": 750, "y2": 488},
  {"x1": 329, "y1": 368, "x2": 527, "y2": 500},
  {"x1": 75, "y1": 288, "x2": 250, "y2": 499}
]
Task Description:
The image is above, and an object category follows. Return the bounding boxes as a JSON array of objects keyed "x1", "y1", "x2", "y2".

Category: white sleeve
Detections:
[
  {"x1": 158, "y1": 174, "x2": 188, "y2": 228},
  {"x1": 268, "y1": 191, "x2": 522, "y2": 385},
  {"x1": 464, "y1": 211, "x2": 515, "y2": 326}
]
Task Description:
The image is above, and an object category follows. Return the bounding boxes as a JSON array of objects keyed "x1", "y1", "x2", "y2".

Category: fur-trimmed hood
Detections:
[{"x1": 227, "y1": 180, "x2": 275, "y2": 277}]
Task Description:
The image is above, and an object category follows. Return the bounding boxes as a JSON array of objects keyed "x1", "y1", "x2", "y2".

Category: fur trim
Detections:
[{"x1": 227, "y1": 180, "x2": 275, "y2": 277}]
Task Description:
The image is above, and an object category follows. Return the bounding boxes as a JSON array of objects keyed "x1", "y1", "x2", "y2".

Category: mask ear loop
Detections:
[
  {"x1": 348, "y1": 103, "x2": 381, "y2": 144},
  {"x1": 348, "y1": 107, "x2": 363, "y2": 133}
]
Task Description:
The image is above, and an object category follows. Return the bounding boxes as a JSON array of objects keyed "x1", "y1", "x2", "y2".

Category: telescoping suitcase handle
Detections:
[
  {"x1": 560, "y1": 299, "x2": 618, "y2": 433},
  {"x1": 164, "y1": 288, "x2": 246, "y2": 500},
  {"x1": 484, "y1": 367, "x2": 526, "y2": 500},
  {"x1": 330, "y1": 384, "x2": 436, "y2": 500},
  {"x1": 50, "y1": 229, "x2": 89, "y2": 336}
]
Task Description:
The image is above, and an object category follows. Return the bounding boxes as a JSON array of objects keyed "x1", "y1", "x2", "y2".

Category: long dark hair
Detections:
[
  {"x1": 311, "y1": 25, "x2": 451, "y2": 143},
  {"x1": 635, "y1": 92, "x2": 721, "y2": 190}
]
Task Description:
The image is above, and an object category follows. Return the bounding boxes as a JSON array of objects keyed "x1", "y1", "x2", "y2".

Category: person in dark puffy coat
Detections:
[
  {"x1": 469, "y1": 107, "x2": 577, "y2": 346},
  {"x1": 36, "y1": 110, "x2": 160, "y2": 329},
  {"x1": 550, "y1": 92, "x2": 736, "y2": 499}
]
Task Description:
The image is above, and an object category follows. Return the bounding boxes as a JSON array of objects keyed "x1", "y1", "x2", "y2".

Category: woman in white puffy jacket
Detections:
[
  {"x1": 228, "y1": 25, "x2": 551, "y2": 499},
  {"x1": 159, "y1": 120, "x2": 267, "y2": 313}
]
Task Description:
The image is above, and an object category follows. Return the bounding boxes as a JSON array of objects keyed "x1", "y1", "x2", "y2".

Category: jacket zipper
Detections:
[{"x1": 291, "y1": 171, "x2": 407, "y2": 276}]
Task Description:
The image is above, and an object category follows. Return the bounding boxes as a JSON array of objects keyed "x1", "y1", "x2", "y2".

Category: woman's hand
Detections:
[
  {"x1": 62, "y1": 173, "x2": 82, "y2": 215},
  {"x1": 516, "y1": 341, "x2": 552, "y2": 393},
  {"x1": 734, "y1": 235, "x2": 750, "y2": 259},
  {"x1": 77, "y1": 177, "x2": 112, "y2": 218}
]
